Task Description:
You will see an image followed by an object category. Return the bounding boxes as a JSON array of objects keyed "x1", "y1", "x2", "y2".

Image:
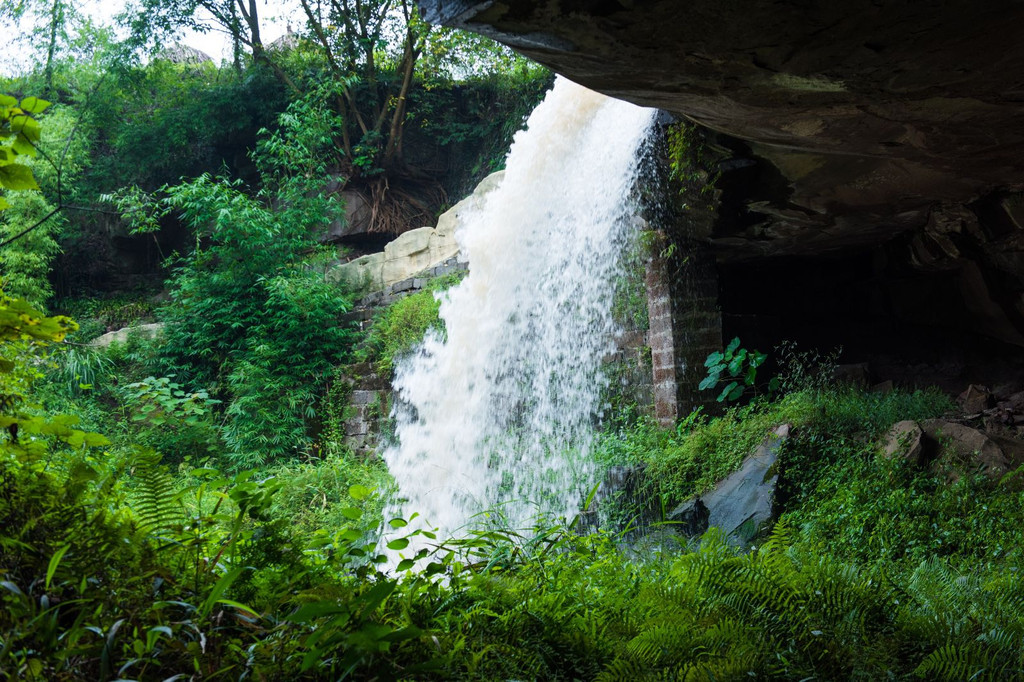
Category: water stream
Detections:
[{"x1": 383, "y1": 77, "x2": 655, "y2": 549}]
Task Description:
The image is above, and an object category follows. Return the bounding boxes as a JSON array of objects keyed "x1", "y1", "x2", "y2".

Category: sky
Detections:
[{"x1": 1, "y1": 0, "x2": 294, "y2": 76}]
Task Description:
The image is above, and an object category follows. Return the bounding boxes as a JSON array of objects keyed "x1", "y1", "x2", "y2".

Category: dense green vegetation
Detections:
[
  {"x1": 4, "y1": 309, "x2": 1024, "y2": 679},
  {"x1": 1, "y1": 4, "x2": 1023, "y2": 680}
]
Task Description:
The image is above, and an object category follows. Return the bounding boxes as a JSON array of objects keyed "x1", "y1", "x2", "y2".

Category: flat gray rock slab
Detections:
[{"x1": 670, "y1": 423, "x2": 789, "y2": 547}]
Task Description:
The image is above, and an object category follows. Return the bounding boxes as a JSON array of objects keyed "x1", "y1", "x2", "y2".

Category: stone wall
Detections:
[{"x1": 336, "y1": 362, "x2": 392, "y2": 459}]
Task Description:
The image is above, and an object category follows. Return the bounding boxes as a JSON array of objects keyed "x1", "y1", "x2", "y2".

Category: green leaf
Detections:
[
  {"x1": 726, "y1": 337, "x2": 741, "y2": 354},
  {"x1": 349, "y1": 484, "x2": 371, "y2": 500},
  {"x1": 198, "y1": 567, "x2": 247, "y2": 619},
  {"x1": 19, "y1": 97, "x2": 50, "y2": 114},
  {"x1": 727, "y1": 382, "x2": 744, "y2": 401},
  {"x1": 45, "y1": 544, "x2": 71, "y2": 590},
  {"x1": 728, "y1": 352, "x2": 746, "y2": 375},
  {"x1": 10, "y1": 116, "x2": 40, "y2": 143},
  {"x1": 0, "y1": 94, "x2": 17, "y2": 107},
  {"x1": 717, "y1": 381, "x2": 740, "y2": 402},
  {"x1": 287, "y1": 600, "x2": 350, "y2": 623},
  {"x1": 0, "y1": 163, "x2": 38, "y2": 190},
  {"x1": 387, "y1": 538, "x2": 410, "y2": 551},
  {"x1": 11, "y1": 133, "x2": 36, "y2": 156},
  {"x1": 704, "y1": 351, "x2": 723, "y2": 368},
  {"x1": 388, "y1": 517, "x2": 408, "y2": 528},
  {"x1": 396, "y1": 558, "x2": 415, "y2": 571},
  {"x1": 699, "y1": 375, "x2": 719, "y2": 391},
  {"x1": 340, "y1": 506, "x2": 363, "y2": 520}
]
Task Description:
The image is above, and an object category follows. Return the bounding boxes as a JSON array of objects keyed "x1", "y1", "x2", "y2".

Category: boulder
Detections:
[
  {"x1": 920, "y1": 419, "x2": 1011, "y2": 479},
  {"x1": 327, "y1": 170, "x2": 505, "y2": 293},
  {"x1": 959, "y1": 384, "x2": 995, "y2": 414},
  {"x1": 328, "y1": 252, "x2": 386, "y2": 291},
  {"x1": 882, "y1": 420, "x2": 925, "y2": 465},
  {"x1": 667, "y1": 423, "x2": 789, "y2": 547},
  {"x1": 89, "y1": 323, "x2": 164, "y2": 348}
]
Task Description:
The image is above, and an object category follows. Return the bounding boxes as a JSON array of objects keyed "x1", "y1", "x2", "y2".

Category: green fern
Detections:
[{"x1": 130, "y1": 447, "x2": 182, "y2": 541}]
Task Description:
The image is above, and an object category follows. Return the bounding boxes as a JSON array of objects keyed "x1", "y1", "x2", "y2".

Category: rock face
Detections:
[
  {"x1": 422, "y1": 1, "x2": 1024, "y2": 226},
  {"x1": 882, "y1": 418, "x2": 1024, "y2": 481},
  {"x1": 420, "y1": 0, "x2": 1024, "y2": 353},
  {"x1": 89, "y1": 323, "x2": 164, "y2": 348},
  {"x1": 329, "y1": 171, "x2": 504, "y2": 291},
  {"x1": 668, "y1": 423, "x2": 789, "y2": 546}
]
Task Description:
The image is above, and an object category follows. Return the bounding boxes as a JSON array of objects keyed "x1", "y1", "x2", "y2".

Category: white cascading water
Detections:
[{"x1": 383, "y1": 77, "x2": 655, "y2": 549}]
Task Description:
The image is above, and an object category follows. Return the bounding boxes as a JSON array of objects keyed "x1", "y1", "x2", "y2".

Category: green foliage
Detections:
[
  {"x1": 782, "y1": 439, "x2": 1023, "y2": 567},
  {"x1": 149, "y1": 110, "x2": 358, "y2": 465},
  {"x1": 609, "y1": 229, "x2": 649, "y2": 332},
  {"x1": 665, "y1": 119, "x2": 718, "y2": 200},
  {"x1": 699, "y1": 336, "x2": 776, "y2": 402},
  {"x1": 1, "y1": 300, "x2": 1022, "y2": 682},
  {"x1": 0, "y1": 98, "x2": 86, "y2": 308},
  {"x1": 263, "y1": 448, "x2": 394, "y2": 542},
  {"x1": 356, "y1": 273, "x2": 464, "y2": 375},
  {"x1": 122, "y1": 376, "x2": 221, "y2": 463},
  {"x1": 636, "y1": 393, "x2": 817, "y2": 508},
  {"x1": 0, "y1": 93, "x2": 49, "y2": 203},
  {"x1": 774, "y1": 338, "x2": 843, "y2": 394},
  {"x1": 46, "y1": 343, "x2": 111, "y2": 393}
]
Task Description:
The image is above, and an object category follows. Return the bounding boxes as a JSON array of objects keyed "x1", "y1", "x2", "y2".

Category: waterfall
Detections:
[{"x1": 383, "y1": 77, "x2": 655, "y2": 548}]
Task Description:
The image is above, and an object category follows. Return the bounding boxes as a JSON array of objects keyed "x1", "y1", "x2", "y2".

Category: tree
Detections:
[
  {"x1": 297, "y1": 0, "x2": 428, "y2": 174},
  {"x1": 0, "y1": 0, "x2": 88, "y2": 95},
  {"x1": 120, "y1": 0, "x2": 300, "y2": 89}
]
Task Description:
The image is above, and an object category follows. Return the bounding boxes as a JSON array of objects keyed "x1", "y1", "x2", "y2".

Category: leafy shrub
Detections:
[
  {"x1": 699, "y1": 336, "x2": 775, "y2": 402},
  {"x1": 121, "y1": 376, "x2": 221, "y2": 464},
  {"x1": 149, "y1": 110, "x2": 358, "y2": 466},
  {"x1": 356, "y1": 273, "x2": 464, "y2": 375}
]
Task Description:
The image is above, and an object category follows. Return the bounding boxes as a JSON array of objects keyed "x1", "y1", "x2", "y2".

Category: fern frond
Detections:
[{"x1": 130, "y1": 447, "x2": 183, "y2": 542}]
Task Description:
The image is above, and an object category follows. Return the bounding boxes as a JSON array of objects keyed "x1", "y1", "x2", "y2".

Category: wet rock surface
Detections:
[
  {"x1": 668, "y1": 423, "x2": 790, "y2": 547},
  {"x1": 422, "y1": 0, "x2": 1024, "y2": 353}
]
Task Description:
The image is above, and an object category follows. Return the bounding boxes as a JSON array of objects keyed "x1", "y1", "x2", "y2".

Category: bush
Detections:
[{"x1": 356, "y1": 273, "x2": 464, "y2": 375}]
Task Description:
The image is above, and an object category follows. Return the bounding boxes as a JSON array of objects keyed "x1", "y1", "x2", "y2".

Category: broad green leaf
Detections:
[
  {"x1": 340, "y1": 506, "x2": 363, "y2": 520},
  {"x1": 19, "y1": 97, "x2": 50, "y2": 114},
  {"x1": 728, "y1": 353, "x2": 746, "y2": 375},
  {"x1": 388, "y1": 517, "x2": 408, "y2": 528},
  {"x1": 387, "y1": 538, "x2": 410, "y2": 551},
  {"x1": 11, "y1": 133, "x2": 36, "y2": 156},
  {"x1": 10, "y1": 115, "x2": 40, "y2": 142},
  {"x1": 704, "y1": 351, "x2": 723, "y2": 367},
  {"x1": 0, "y1": 94, "x2": 17, "y2": 107},
  {"x1": 718, "y1": 381, "x2": 740, "y2": 402},
  {"x1": 726, "y1": 337, "x2": 741, "y2": 353},
  {"x1": 0, "y1": 163, "x2": 38, "y2": 190},
  {"x1": 349, "y1": 484, "x2": 371, "y2": 500},
  {"x1": 699, "y1": 375, "x2": 718, "y2": 391},
  {"x1": 339, "y1": 528, "x2": 361, "y2": 542}
]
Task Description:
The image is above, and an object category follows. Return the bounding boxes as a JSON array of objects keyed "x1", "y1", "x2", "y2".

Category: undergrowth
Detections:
[{"x1": 355, "y1": 273, "x2": 465, "y2": 375}]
